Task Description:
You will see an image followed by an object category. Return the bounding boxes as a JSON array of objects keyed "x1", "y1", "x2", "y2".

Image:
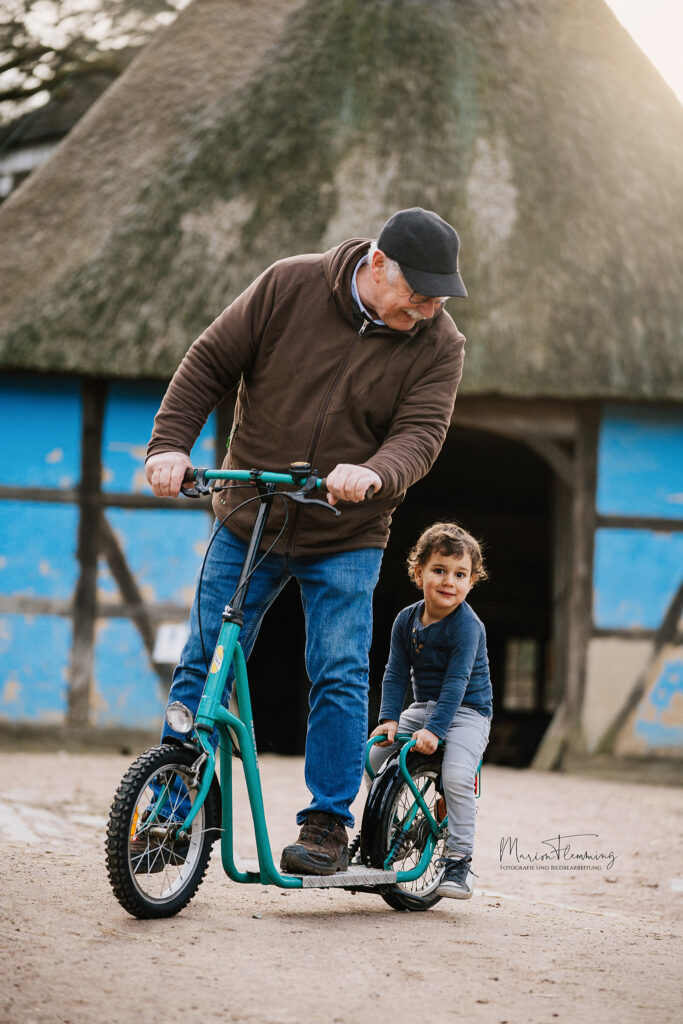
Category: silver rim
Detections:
[
  {"x1": 128, "y1": 764, "x2": 205, "y2": 904},
  {"x1": 387, "y1": 768, "x2": 446, "y2": 897}
]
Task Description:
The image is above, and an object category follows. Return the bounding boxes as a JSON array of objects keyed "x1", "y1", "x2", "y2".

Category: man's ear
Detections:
[{"x1": 370, "y1": 249, "x2": 385, "y2": 283}]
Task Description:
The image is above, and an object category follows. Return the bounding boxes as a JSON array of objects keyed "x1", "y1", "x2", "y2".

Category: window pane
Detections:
[{"x1": 503, "y1": 638, "x2": 538, "y2": 710}]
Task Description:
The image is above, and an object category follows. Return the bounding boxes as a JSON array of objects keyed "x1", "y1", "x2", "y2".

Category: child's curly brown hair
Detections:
[{"x1": 407, "y1": 522, "x2": 487, "y2": 585}]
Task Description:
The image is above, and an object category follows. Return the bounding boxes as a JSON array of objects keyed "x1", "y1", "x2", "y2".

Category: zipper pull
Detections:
[{"x1": 359, "y1": 318, "x2": 370, "y2": 335}]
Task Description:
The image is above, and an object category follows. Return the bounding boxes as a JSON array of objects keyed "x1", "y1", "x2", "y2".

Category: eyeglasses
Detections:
[{"x1": 407, "y1": 291, "x2": 447, "y2": 311}]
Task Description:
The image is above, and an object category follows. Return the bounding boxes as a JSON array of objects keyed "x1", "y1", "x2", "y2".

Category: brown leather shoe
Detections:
[{"x1": 280, "y1": 812, "x2": 349, "y2": 876}]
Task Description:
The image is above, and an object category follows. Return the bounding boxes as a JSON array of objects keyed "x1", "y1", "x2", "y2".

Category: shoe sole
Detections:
[
  {"x1": 280, "y1": 846, "x2": 349, "y2": 876},
  {"x1": 437, "y1": 883, "x2": 473, "y2": 900}
]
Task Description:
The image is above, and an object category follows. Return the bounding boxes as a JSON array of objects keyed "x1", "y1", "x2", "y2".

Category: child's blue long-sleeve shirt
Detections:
[{"x1": 379, "y1": 600, "x2": 492, "y2": 738}]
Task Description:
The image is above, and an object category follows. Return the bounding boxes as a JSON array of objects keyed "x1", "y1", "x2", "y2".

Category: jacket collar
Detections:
[{"x1": 322, "y1": 238, "x2": 436, "y2": 338}]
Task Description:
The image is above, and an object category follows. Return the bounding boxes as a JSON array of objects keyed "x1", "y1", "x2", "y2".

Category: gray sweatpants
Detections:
[{"x1": 368, "y1": 702, "x2": 491, "y2": 859}]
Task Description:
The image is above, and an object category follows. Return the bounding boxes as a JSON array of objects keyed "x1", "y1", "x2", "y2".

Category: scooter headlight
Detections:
[{"x1": 165, "y1": 701, "x2": 194, "y2": 734}]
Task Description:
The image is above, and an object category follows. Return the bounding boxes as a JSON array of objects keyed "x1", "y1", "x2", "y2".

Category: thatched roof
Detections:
[{"x1": 1, "y1": 0, "x2": 682, "y2": 399}]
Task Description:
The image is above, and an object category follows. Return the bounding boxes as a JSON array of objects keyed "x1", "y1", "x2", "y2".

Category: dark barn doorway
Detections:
[
  {"x1": 370, "y1": 426, "x2": 558, "y2": 766},
  {"x1": 246, "y1": 426, "x2": 559, "y2": 765}
]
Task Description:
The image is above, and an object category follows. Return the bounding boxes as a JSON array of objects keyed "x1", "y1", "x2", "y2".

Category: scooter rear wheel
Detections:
[
  {"x1": 106, "y1": 744, "x2": 220, "y2": 919},
  {"x1": 360, "y1": 750, "x2": 447, "y2": 911}
]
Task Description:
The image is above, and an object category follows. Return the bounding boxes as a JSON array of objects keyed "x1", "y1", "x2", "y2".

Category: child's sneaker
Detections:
[{"x1": 436, "y1": 856, "x2": 475, "y2": 899}]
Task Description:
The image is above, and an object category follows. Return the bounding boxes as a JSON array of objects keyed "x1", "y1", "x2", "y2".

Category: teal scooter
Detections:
[{"x1": 105, "y1": 466, "x2": 480, "y2": 917}]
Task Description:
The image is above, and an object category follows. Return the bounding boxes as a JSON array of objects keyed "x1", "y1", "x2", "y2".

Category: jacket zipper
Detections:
[{"x1": 285, "y1": 329, "x2": 365, "y2": 554}]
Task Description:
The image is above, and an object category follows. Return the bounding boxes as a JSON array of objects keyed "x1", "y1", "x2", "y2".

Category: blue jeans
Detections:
[{"x1": 164, "y1": 522, "x2": 383, "y2": 828}]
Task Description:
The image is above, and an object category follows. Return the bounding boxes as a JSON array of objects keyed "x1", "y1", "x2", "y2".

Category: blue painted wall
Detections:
[
  {"x1": 597, "y1": 407, "x2": 683, "y2": 520},
  {"x1": 95, "y1": 382, "x2": 215, "y2": 725},
  {"x1": 633, "y1": 656, "x2": 683, "y2": 750},
  {"x1": 100, "y1": 508, "x2": 210, "y2": 605},
  {"x1": 0, "y1": 377, "x2": 82, "y2": 721},
  {"x1": 0, "y1": 377, "x2": 216, "y2": 727},
  {"x1": 593, "y1": 529, "x2": 683, "y2": 630},
  {"x1": 102, "y1": 381, "x2": 216, "y2": 494},
  {"x1": 5, "y1": 382, "x2": 681, "y2": 748},
  {"x1": 593, "y1": 405, "x2": 683, "y2": 753},
  {"x1": 93, "y1": 618, "x2": 168, "y2": 728},
  {"x1": 0, "y1": 615, "x2": 72, "y2": 720},
  {"x1": 0, "y1": 376, "x2": 81, "y2": 489},
  {"x1": 593, "y1": 406, "x2": 683, "y2": 632},
  {"x1": 0, "y1": 501, "x2": 79, "y2": 600}
]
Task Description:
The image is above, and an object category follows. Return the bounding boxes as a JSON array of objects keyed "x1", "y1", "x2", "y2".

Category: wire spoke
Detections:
[
  {"x1": 388, "y1": 769, "x2": 444, "y2": 896},
  {"x1": 129, "y1": 764, "x2": 207, "y2": 901}
]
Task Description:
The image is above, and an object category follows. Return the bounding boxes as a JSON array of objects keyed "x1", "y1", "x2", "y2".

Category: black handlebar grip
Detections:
[{"x1": 182, "y1": 466, "x2": 196, "y2": 485}]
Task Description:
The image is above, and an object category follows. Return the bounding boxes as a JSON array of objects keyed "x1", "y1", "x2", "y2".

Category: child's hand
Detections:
[
  {"x1": 412, "y1": 728, "x2": 439, "y2": 754},
  {"x1": 370, "y1": 721, "x2": 398, "y2": 746}
]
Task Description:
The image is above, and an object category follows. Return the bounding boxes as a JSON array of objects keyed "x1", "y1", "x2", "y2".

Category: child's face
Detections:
[{"x1": 414, "y1": 548, "x2": 474, "y2": 623}]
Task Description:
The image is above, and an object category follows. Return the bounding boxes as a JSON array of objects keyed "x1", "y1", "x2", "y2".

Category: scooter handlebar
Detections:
[{"x1": 180, "y1": 468, "x2": 374, "y2": 501}]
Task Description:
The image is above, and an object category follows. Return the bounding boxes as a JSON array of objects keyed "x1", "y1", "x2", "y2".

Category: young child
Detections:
[{"x1": 369, "y1": 522, "x2": 492, "y2": 899}]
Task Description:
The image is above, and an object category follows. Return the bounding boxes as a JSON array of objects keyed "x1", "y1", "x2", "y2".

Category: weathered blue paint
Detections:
[
  {"x1": 101, "y1": 507, "x2": 212, "y2": 604},
  {"x1": 92, "y1": 502, "x2": 208, "y2": 724},
  {"x1": 0, "y1": 614, "x2": 72, "y2": 720},
  {"x1": 0, "y1": 501, "x2": 78, "y2": 599},
  {"x1": 102, "y1": 381, "x2": 217, "y2": 493},
  {"x1": 593, "y1": 528, "x2": 683, "y2": 630},
  {"x1": 93, "y1": 618, "x2": 166, "y2": 727},
  {"x1": 97, "y1": 557, "x2": 117, "y2": 596},
  {"x1": 0, "y1": 374, "x2": 222, "y2": 727},
  {"x1": 594, "y1": 407, "x2": 683, "y2": 751},
  {"x1": 597, "y1": 406, "x2": 683, "y2": 519},
  {"x1": 0, "y1": 376, "x2": 81, "y2": 488},
  {"x1": 94, "y1": 384, "x2": 216, "y2": 726},
  {"x1": 634, "y1": 657, "x2": 683, "y2": 749}
]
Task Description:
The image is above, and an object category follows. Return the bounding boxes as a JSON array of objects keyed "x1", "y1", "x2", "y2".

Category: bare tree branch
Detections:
[{"x1": 0, "y1": 0, "x2": 189, "y2": 127}]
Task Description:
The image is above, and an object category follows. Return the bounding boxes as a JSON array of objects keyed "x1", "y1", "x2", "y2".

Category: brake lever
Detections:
[
  {"x1": 180, "y1": 468, "x2": 212, "y2": 498},
  {"x1": 288, "y1": 490, "x2": 340, "y2": 517}
]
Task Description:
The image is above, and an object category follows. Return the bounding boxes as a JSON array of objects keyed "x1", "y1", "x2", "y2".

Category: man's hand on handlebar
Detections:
[
  {"x1": 146, "y1": 451, "x2": 192, "y2": 498},
  {"x1": 325, "y1": 464, "x2": 382, "y2": 505},
  {"x1": 145, "y1": 456, "x2": 381, "y2": 504}
]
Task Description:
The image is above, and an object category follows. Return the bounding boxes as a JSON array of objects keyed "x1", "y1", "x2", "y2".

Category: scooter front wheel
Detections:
[
  {"x1": 106, "y1": 744, "x2": 220, "y2": 919},
  {"x1": 360, "y1": 750, "x2": 446, "y2": 911}
]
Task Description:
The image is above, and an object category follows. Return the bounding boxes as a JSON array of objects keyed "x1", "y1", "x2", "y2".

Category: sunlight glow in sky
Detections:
[{"x1": 605, "y1": 0, "x2": 683, "y2": 103}]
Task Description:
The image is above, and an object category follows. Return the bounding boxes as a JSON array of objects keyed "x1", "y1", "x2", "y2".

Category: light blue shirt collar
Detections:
[{"x1": 351, "y1": 256, "x2": 385, "y2": 325}]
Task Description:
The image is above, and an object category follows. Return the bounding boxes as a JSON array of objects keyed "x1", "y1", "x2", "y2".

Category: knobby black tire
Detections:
[
  {"x1": 105, "y1": 744, "x2": 221, "y2": 919},
  {"x1": 360, "y1": 749, "x2": 446, "y2": 912}
]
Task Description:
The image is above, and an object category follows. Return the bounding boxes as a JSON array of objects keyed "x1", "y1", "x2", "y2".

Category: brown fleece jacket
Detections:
[{"x1": 147, "y1": 238, "x2": 465, "y2": 556}]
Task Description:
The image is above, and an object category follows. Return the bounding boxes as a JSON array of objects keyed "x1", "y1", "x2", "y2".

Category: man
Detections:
[{"x1": 146, "y1": 207, "x2": 468, "y2": 875}]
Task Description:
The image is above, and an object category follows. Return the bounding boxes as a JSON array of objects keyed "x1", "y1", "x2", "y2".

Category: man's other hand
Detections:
[
  {"x1": 146, "y1": 451, "x2": 192, "y2": 497},
  {"x1": 325, "y1": 464, "x2": 382, "y2": 505}
]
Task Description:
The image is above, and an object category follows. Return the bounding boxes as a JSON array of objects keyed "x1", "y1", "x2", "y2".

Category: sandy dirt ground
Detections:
[{"x1": 1, "y1": 750, "x2": 681, "y2": 1024}]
